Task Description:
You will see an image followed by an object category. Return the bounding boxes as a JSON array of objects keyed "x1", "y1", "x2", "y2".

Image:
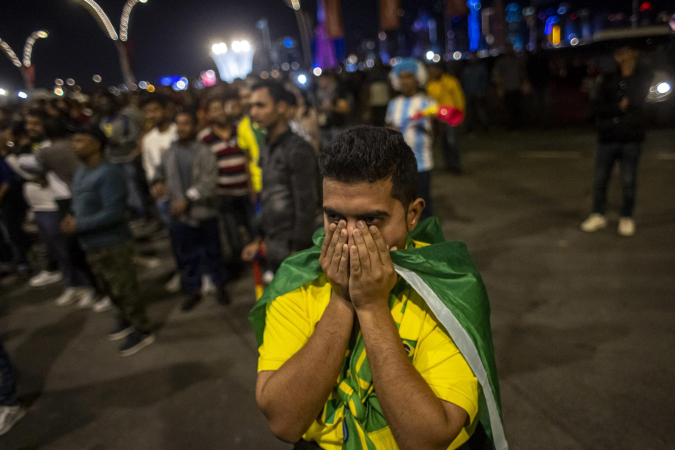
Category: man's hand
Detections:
[
  {"x1": 61, "y1": 215, "x2": 77, "y2": 235},
  {"x1": 319, "y1": 220, "x2": 350, "y2": 300},
  {"x1": 349, "y1": 221, "x2": 397, "y2": 311},
  {"x1": 151, "y1": 182, "x2": 166, "y2": 199},
  {"x1": 170, "y1": 198, "x2": 187, "y2": 216},
  {"x1": 242, "y1": 239, "x2": 261, "y2": 262}
]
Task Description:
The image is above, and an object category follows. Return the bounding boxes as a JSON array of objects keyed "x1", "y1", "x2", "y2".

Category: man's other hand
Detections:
[
  {"x1": 60, "y1": 215, "x2": 77, "y2": 235},
  {"x1": 242, "y1": 240, "x2": 261, "y2": 262},
  {"x1": 170, "y1": 198, "x2": 187, "y2": 216},
  {"x1": 151, "y1": 182, "x2": 166, "y2": 199}
]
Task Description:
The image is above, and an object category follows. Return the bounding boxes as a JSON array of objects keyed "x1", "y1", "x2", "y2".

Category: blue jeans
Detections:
[
  {"x1": 218, "y1": 195, "x2": 255, "y2": 269},
  {"x1": 34, "y1": 211, "x2": 94, "y2": 288},
  {"x1": 171, "y1": 218, "x2": 227, "y2": 294},
  {"x1": 592, "y1": 142, "x2": 642, "y2": 218},
  {"x1": 0, "y1": 342, "x2": 17, "y2": 406},
  {"x1": 440, "y1": 122, "x2": 461, "y2": 171},
  {"x1": 418, "y1": 171, "x2": 433, "y2": 221}
]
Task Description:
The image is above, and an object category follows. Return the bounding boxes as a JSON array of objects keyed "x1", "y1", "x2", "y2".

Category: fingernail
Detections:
[
  {"x1": 339, "y1": 220, "x2": 346, "y2": 227},
  {"x1": 329, "y1": 224, "x2": 336, "y2": 231},
  {"x1": 340, "y1": 229, "x2": 346, "y2": 236},
  {"x1": 357, "y1": 221, "x2": 364, "y2": 228},
  {"x1": 354, "y1": 229, "x2": 360, "y2": 237}
]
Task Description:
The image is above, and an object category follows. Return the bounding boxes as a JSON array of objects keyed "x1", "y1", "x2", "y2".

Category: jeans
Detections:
[
  {"x1": 418, "y1": 170, "x2": 433, "y2": 221},
  {"x1": 157, "y1": 198, "x2": 185, "y2": 272},
  {"x1": 171, "y1": 218, "x2": 227, "y2": 294},
  {"x1": 34, "y1": 211, "x2": 94, "y2": 288},
  {"x1": 218, "y1": 195, "x2": 255, "y2": 269},
  {"x1": 439, "y1": 122, "x2": 461, "y2": 171},
  {"x1": 592, "y1": 142, "x2": 642, "y2": 218},
  {"x1": 0, "y1": 341, "x2": 18, "y2": 406},
  {"x1": 0, "y1": 207, "x2": 29, "y2": 266}
]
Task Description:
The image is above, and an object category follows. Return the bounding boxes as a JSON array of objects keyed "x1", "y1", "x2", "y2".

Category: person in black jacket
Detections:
[
  {"x1": 581, "y1": 46, "x2": 652, "y2": 237},
  {"x1": 242, "y1": 81, "x2": 319, "y2": 273}
]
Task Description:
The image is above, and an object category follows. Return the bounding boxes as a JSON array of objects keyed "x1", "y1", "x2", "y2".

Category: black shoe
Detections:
[
  {"x1": 216, "y1": 287, "x2": 231, "y2": 306},
  {"x1": 181, "y1": 293, "x2": 202, "y2": 311},
  {"x1": 119, "y1": 330, "x2": 155, "y2": 357},
  {"x1": 108, "y1": 319, "x2": 133, "y2": 341}
]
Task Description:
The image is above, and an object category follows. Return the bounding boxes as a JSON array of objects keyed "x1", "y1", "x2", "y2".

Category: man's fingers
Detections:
[
  {"x1": 360, "y1": 223, "x2": 382, "y2": 267},
  {"x1": 349, "y1": 245, "x2": 360, "y2": 278},
  {"x1": 369, "y1": 225, "x2": 393, "y2": 265},
  {"x1": 353, "y1": 228, "x2": 370, "y2": 270},
  {"x1": 338, "y1": 244, "x2": 349, "y2": 275},
  {"x1": 332, "y1": 228, "x2": 347, "y2": 262},
  {"x1": 320, "y1": 223, "x2": 336, "y2": 259}
]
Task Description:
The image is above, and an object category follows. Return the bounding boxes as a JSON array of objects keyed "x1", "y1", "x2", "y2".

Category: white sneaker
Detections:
[
  {"x1": 0, "y1": 405, "x2": 27, "y2": 436},
  {"x1": 580, "y1": 213, "x2": 608, "y2": 233},
  {"x1": 77, "y1": 288, "x2": 96, "y2": 309},
  {"x1": 201, "y1": 275, "x2": 216, "y2": 295},
  {"x1": 93, "y1": 296, "x2": 113, "y2": 313},
  {"x1": 29, "y1": 270, "x2": 63, "y2": 288},
  {"x1": 165, "y1": 273, "x2": 181, "y2": 293},
  {"x1": 618, "y1": 217, "x2": 636, "y2": 237},
  {"x1": 55, "y1": 287, "x2": 80, "y2": 307}
]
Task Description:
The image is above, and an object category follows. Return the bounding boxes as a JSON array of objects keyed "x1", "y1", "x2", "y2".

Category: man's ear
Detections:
[
  {"x1": 407, "y1": 198, "x2": 426, "y2": 232},
  {"x1": 276, "y1": 101, "x2": 288, "y2": 118}
]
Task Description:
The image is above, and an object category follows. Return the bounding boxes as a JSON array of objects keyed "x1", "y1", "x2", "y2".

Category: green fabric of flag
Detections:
[{"x1": 249, "y1": 218, "x2": 507, "y2": 450}]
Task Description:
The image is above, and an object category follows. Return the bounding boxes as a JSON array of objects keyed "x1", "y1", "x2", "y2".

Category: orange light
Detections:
[
  {"x1": 147, "y1": 84, "x2": 155, "y2": 93},
  {"x1": 552, "y1": 25, "x2": 561, "y2": 46}
]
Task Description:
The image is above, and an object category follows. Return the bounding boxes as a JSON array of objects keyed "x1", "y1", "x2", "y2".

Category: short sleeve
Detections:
[
  {"x1": 257, "y1": 288, "x2": 313, "y2": 372},
  {"x1": 414, "y1": 318, "x2": 480, "y2": 424}
]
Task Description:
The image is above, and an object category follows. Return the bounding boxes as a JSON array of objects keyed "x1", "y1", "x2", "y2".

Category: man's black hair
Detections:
[
  {"x1": 141, "y1": 94, "x2": 172, "y2": 109},
  {"x1": 26, "y1": 108, "x2": 47, "y2": 121},
  {"x1": 320, "y1": 126, "x2": 419, "y2": 207},
  {"x1": 204, "y1": 95, "x2": 223, "y2": 110},
  {"x1": 251, "y1": 80, "x2": 292, "y2": 104},
  {"x1": 44, "y1": 115, "x2": 69, "y2": 139},
  {"x1": 73, "y1": 124, "x2": 108, "y2": 151},
  {"x1": 283, "y1": 89, "x2": 298, "y2": 107},
  {"x1": 222, "y1": 88, "x2": 240, "y2": 103},
  {"x1": 175, "y1": 110, "x2": 199, "y2": 126}
]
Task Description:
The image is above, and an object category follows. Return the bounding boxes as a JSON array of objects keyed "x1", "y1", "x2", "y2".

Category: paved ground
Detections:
[{"x1": 1, "y1": 127, "x2": 674, "y2": 450}]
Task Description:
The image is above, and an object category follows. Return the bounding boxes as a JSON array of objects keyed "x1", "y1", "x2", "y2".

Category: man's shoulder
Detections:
[{"x1": 273, "y1": 275, "x2": 329, "y2": 307}]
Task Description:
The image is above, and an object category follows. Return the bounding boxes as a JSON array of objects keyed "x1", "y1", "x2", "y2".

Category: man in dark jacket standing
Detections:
[
  {"x1": 581, "y1": 46, "x2": 652, "y2": 237},
  {"x1": 242, "y1": 81, "x2": 319, "y2": 273}
]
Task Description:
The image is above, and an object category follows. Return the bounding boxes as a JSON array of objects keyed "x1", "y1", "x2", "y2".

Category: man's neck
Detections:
[
  {"x1": 268, "y1": 121, "x2": 289, "y2": 143},
  {"x1": 620, "y1": 62, "x2": 636, "y2": 77},
  {"x1": 157, "y1": 121, "x2": 171, "y2": 133},
  {"x1": 212, "y1": 123, "x2": 232, "y2": 140},
  {"x1": 83, "y1": 153, "x2": 103, "y2": 168}
]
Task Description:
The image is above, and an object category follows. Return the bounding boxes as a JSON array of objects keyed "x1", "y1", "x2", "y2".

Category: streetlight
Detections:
[
  {"x1": 74, "y1": 0, "x2": 148, "y2": 86},
  {"x1": 211, "y1": 40, "x2": 254, "y2": 83},
  {"x1": 0, "y1": 31, "x2": 49, "y2": 89}
]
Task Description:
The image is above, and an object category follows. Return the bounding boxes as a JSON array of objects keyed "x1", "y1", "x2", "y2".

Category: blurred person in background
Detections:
[
  {"x1": 199, "y1": 92, "x2": 254, "y2": 280},
  {"x1": 140, "y1": 95, "x2": 179, "y2": 291},
  {"x1": 526, "y1": 40, "x2": 552, "y2": 128},
  {"x1": 237, "y1": 82, "x2": 265, "y2": 200},
  {"x1": 0, "y1": 122, "x2": 30, "y2": 276},
  {"x1": 317, "y1": 71, "x2": 350, "y2": 149},
  {"x1": 62, "y1": 125, "x2": 154, "y2": 357},
  {"x1": 0, "y1": 341, "x2": 26, "y2": 436},
  {"x1": 19, "y1": 115, "x2": 103, "y2": 310},
  {"x1": 243, "y1": 81, "x2": 319, "y2": 274},
  {"x1": 97, "y1": 93, "x2": 148, "y2": 224},
  {"x1": 494, "y1": 43, "x2": 525, "y2": 130},
  {"x1": 581, "y1": 46, "x2": 653, "y2": 238},
  {"x1": 461, "y1": 53, "x2": 490, "y2": 133},
  {"x1": 285, "y1": 83, "x2": 320, "y2": 153},
  {"x1": 365, "y1": 57, "x2": 392, "y2": 127},
  {"x1": 427, "y1": 63, "x2": 466, "y2": 174},
  {"x1": 153, "y1": 112, "x2": 229, "y2": 311},
  {"x1": 386, "y1": 59, "x2": 435, "y2": 220}
]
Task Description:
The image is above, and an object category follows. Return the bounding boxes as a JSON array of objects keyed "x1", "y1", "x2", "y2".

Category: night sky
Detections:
[{"x1": 0, "y1": 0, "x2": 669, "y2": 90}]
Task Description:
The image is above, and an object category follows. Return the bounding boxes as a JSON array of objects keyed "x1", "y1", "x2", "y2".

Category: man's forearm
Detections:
[
  {"x1": 258, "y1": 294, "x2": 353, "y2": 442},
  {"x1": 357, "y1": 302, "x2": 461, "y2": 450}
]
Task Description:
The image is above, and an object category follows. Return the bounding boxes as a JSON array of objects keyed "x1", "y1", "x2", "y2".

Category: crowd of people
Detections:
[{"x1": 0, "y1": 43, "x2": 656, "y2": 439}]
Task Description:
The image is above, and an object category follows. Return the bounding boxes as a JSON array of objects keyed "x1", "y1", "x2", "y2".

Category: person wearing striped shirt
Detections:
[
  {"x1": 386, "y1": 59, "x2": 436, "y2": 220},
  {"x1": 199, "y1": 93, "x2": 255, "y2": 276}
]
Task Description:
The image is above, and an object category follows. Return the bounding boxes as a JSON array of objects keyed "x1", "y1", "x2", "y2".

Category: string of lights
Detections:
[
  {"x1": 120, "y1": 0, "x2": 148, "y2": 42},
  {"x1": 23, "y1": 31, "x2": 48, "y2": 67},
  {"x1": 79, "y1": 0, "x2": 119, "y2": 40},
  {"x1": 0, "y1": 39, "x2": 22, "y2": 68}
]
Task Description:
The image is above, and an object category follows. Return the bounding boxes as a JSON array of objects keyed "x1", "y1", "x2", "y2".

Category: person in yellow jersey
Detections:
[
  {"x1": 237, "y1": 83, "x2": 266, "y2": 198},
  {"x1": 426, "y1": 64, "x2": 466, "y2": 175},
  {"x1": 251, "y1": 126, "x2": 505, "y2": 450}
]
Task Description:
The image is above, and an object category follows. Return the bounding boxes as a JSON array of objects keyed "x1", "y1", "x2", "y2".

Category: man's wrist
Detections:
[{"x1": 354, "y1": 297, "x2": 390, "y2": 318}]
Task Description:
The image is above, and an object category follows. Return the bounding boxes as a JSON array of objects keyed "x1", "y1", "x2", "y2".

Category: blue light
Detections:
[
  {"x1": 17, "y1": 91, "x2": 27, "y2": 99},
  {"x1": 557, "y1": 6, "x2": 567, "y2": 15},
  {"x1": 545, "y1": 16, "x2": 559, "y2": 35},
  {"x1": 468, "y1": 1, "x2": 481, "y2": 52},
  {"x1": 284, "y1": 38, "x2": 293, "y2": 48},
  {"x1": 160, "y1": 76, "x2": 181, "y2": 86}
]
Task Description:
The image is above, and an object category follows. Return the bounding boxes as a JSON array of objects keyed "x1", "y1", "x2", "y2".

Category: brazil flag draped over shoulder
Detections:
[{"x1": 249, "y1": 218, "x2": 507, "y2": 450}]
